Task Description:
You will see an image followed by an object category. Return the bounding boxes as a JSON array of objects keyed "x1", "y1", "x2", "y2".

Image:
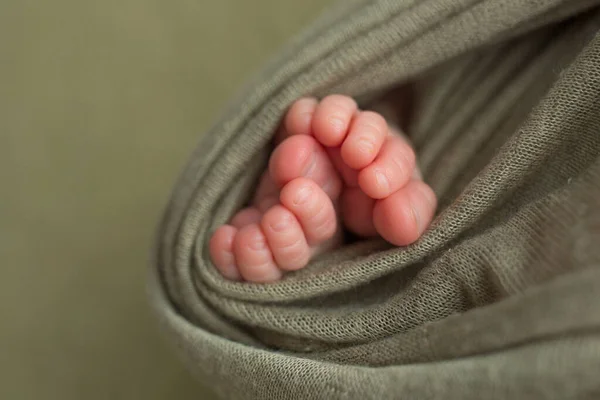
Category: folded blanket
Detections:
[{"x1": 149, "y1": 0, "x2": 600, "y2": 398}]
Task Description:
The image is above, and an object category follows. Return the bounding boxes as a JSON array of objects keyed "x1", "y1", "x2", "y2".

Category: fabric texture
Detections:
[{"x1": 149, "y1": 0, "x2": 600, "y2": 398}]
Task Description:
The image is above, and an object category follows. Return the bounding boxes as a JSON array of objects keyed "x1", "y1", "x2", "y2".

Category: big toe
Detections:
[
  {"x1": 269, "y1": 134, "x2": 342, "y2": 200},
  {"x1": 373, "y1": 180, "x2": 436, "y2": 246},
  {"x1": 358, "y1": 134, "x2": 416, "y2": 200}
]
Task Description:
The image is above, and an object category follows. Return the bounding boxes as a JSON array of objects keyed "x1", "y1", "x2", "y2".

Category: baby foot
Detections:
[
  {"x1": 309, "y1": 95, "x2": 437, "y2": 247},
  {"x1": 209, "y1": 95, "x2": 436, "y2": 283}
]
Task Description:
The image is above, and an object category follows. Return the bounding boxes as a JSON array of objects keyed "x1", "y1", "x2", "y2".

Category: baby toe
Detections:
[
  {"x1": 341, "y1": 111, "x2": 388, "y2": 170},
  {"x1": 261, "y1": 205, "x2": 310, "y2": 271},
  {"x1": 209, "y1": 225, "x2": 242, "y2": 281},
  {"x1": 269, "y1": 134, "x2": 342, "y2": 200},
  {"x1": 312, "y1": 95, "x2": 357, "y2": 147},
  {"x1": 373, "y1": 180, "x2": 437, "y2": 246},
  {"x1": 358, "y1": 135, "x2": 416, "y2": 199},
  {"x1": 279, "y1": 177, "x2": 338, "y2": 246},
  {"x1": 233, "y1": 224, "x2": 282, "y2": 283},
  {"x1": 278, "y1": 97, "x2": 318, "y2": 142}
]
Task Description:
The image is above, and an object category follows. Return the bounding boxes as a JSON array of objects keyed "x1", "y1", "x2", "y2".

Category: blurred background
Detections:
[{"x1": 1, "y1": 1, "x2": 328, "y2": 398}]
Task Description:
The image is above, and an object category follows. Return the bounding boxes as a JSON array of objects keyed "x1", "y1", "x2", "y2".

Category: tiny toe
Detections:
[
  {"x1": 358, "y1": 135, "x2": 416, "y2": 199},
  {"x1": 269, "y1": 135, "x2": 342, "y2": 200},
  {"x1": 280, "y1": 177, "x2": 338, "y2": 245},
  {"x1": 234, "y1": 224, "x2": 282, "y2": 283},
  {"x1": 269, "y1": 134, "x2": 315, "y2": 185},
  {"x1": 261, "y1": 205, "x2": 310, "y2": 271},
  {"x1": 278, "y1": 97, "x2": 318, "y2": 142},
  {"x1": 341, "y1": 187, "x2": 377, "y2": 237},
  {"x1": 230, "y1": 207, "x2": 262, "y2": 228},
  {"x1": 209, "y1": 225, "x2": 242, "y2": 281},
  {"x1": 373, "y1": 180, "x2": 437, "y2": 246},
  {"x1": 341, "y1": 111, "x2": 388, "y2": 170},
  {"x1": 312, "y1": 95, "x2": 357, "y2": 147}
]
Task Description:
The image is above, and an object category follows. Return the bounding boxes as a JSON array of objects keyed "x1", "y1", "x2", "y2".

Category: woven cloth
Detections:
[{"x1": 149, "y1": 1, "x2": 600, "y2": 398}]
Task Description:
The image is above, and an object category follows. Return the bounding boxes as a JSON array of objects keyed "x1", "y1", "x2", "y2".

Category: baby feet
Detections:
[{"x1": 209, "y1": 95, "x2": 437, "y2": 282}]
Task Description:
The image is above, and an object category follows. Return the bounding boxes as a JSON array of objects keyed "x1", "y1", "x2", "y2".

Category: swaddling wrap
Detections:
[{"x1": 149, "y1": 1, "x2": 600, "y2": 398}]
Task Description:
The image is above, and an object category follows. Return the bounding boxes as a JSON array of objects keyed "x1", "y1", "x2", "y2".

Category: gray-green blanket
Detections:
[{"x1": 149, "y1": 0, "x2": 600, "y2": 398}]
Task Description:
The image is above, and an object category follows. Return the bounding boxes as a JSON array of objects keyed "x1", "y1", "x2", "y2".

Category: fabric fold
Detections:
[{"x1": 150, "y1": 0, "x2": 600, "y2": 398}]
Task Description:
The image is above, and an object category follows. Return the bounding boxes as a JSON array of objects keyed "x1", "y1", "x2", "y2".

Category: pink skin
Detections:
[{"x1": 209, "y1": 94, "x2": 437, "y2": 283}]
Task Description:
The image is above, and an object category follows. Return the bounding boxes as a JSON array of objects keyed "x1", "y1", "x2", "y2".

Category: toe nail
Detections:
[
  {"x1": 270, "y1": 214, "x2": 291, "y2": 232},
  {"x1": 294, "y1": 185, "x2": 313, "y2": 205},
  {"x1": 358, "y1": 138, "x2": 374, "y2": 154},
  {"x1": 375, "y1": 171, "x2": 389, "y2": 191},
  {"x1": 302, "y1": 150, "x2": 317, "y2": 177},
  {"x1": 300, "y1": 112, "x2": 312, "y2": 128},
  {"x1": 248, "y1": 237, "x2": 267, "y2": 251},
  {"x1": 328, "y1": 116, "x2": 345, "y2": 132},
  {"x1": 411, "y1": 204, "x2": 423, "y2": 234}
]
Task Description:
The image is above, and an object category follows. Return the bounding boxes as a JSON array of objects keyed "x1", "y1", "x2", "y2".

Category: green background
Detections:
[{"x1": 1, "y1": 1, "x2": 328, "y2": 398}]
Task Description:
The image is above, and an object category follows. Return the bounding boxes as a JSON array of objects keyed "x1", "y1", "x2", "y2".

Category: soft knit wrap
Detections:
[{"x1": 149, "y1": 1, "x2": 600, "y2": 398}]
